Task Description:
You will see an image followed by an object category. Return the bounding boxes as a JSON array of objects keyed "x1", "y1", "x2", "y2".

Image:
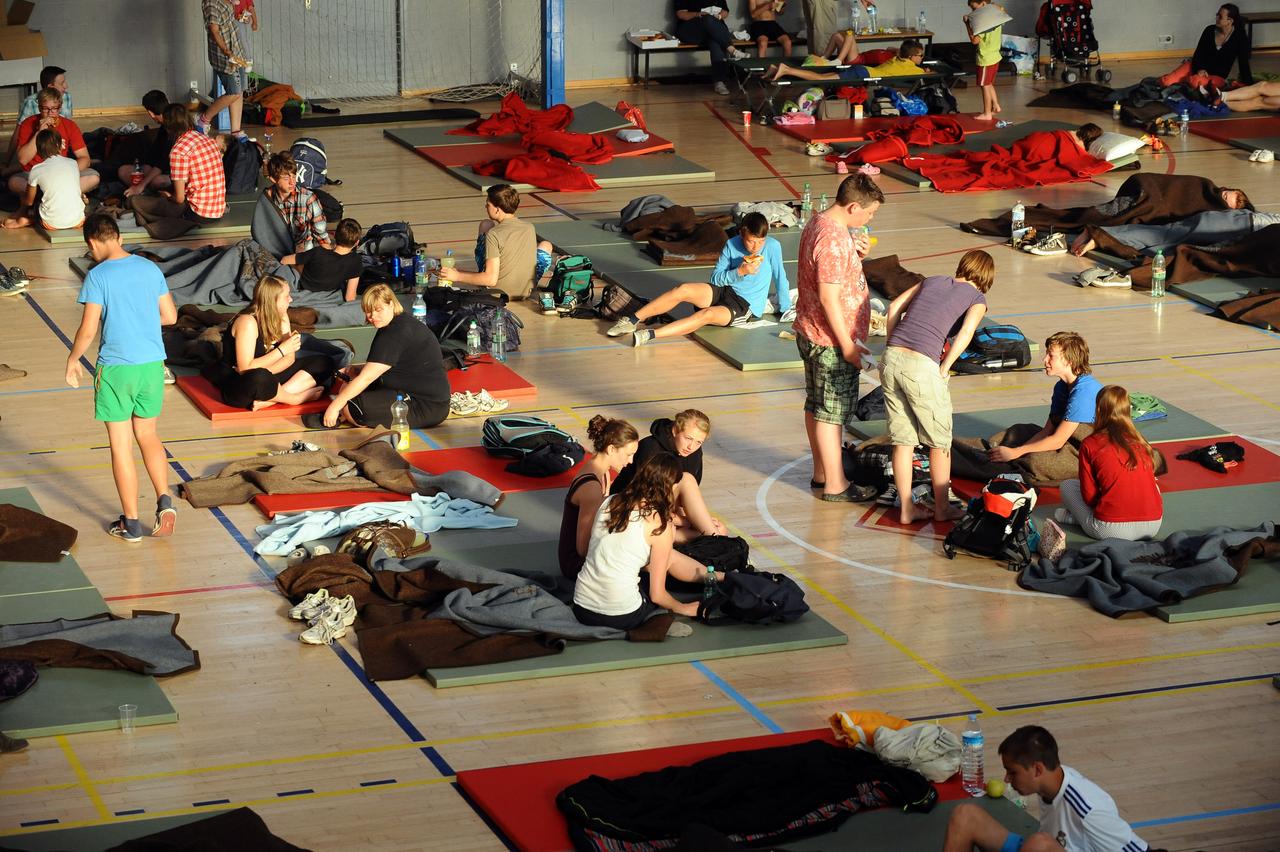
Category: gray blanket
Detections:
[
  {"x1": 0, "y1": 612, "x2": 199, "y2": 676},
  {"x1": 1019, "y1": 522, "x2": 1277, "y2": 617}
]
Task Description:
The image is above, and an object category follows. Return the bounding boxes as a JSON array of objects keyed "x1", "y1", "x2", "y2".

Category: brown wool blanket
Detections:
[{"x1": 0, "y1": 503, "x2": 78, "y2": 562}]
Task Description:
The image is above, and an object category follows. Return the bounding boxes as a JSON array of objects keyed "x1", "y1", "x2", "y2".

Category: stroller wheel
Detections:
[
  {"x1": 1097, "y1": 69, "x2": 1112, "y2": 83},
  {"x1": 1062, "y1": 69, "x2": 1078, "y2": 84}
]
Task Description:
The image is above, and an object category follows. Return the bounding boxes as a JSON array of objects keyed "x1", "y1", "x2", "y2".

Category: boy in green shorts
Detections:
[{"x1": 66, "y1": 214, "x2": 178, "y2": 541}]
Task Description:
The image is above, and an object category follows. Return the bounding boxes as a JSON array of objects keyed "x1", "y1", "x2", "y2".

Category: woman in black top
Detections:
[
  {"x1": 1160, "y1": 4, "x2": 1252, "y2": 88},
  {"x1": 310, "y1": 283, "x2": 450, "y2": 429},
  {"x1": 202, "y1": 274, "x2": 335, "y2": 410}
]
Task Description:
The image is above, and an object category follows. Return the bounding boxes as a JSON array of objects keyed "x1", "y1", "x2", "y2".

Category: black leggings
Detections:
[
  {"x1": 348, "y1": 387, "x2": 449, "y2": 429},
  {"x1": 204, "y1": 354, "x2": 333, "y2": 410},
  {"x1": 572, "y1": 599, "x2": 661, "y2": 631}
]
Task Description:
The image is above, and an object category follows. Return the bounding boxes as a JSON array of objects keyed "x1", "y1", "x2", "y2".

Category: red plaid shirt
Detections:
[
  {"x1": 169, "y1": 131, "x2": 227, "y2": 220},
  {"x1": 268, "y1": 185, "x2": 329, "y2": 251}
]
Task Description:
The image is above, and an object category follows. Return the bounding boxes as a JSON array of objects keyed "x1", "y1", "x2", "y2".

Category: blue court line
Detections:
[
  {"x1": 359, "y1": 778, "x2": 397, "y2": 787},
  {"x1": 21, "y1": 291, "x2": 94, "y2": 374},
  {"x1": 412, "y1": 428, "x2": 441, "y2": 449},
  {"x1": 0, "y1": 385, "x2": 89, "y2": 396},
  {"x1": 18, "y1": 818, "x2": 59, "y2": 827},
  {"x1": 114, "y1": 809, "x2": 145, "y2": 816},
  {"x1": 1131, "y1": 801, "x2": 1280, "y2": 828},
  {"x1": 192, "y1": 799, "x2": 231, "y2": 807},
  {"x1": 517, "y1": 338, "x2": 688, "y2": 356},
  {"x1": 690, "y1": 660, "x2": 783, "y2": 734},
  {"x1": 996, "y1": 671, "x2": 1274, "y2": 711},
  {"x1": 275, "y1": 788, "x2": 314, "y2": 797}
]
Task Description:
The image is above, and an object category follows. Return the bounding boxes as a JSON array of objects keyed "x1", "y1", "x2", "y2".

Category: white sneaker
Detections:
[
  {"x1": 1249, "y1": 149, "x2": 1263, "y2": 162},
  {"x1": 288, "y1": 588, "x2": 330, "y2": 621},
  {"x1": 313, "y1": 594, "x2": 356, "y2": 628},
  {"x1": 713, "y1": 81, "x2": 730, "y2": 96},
  {"x1": 1025, "y1": 232, "x2": 1069, "y2": 256},
  {"x1": 449, "y1": 392, "x2": 479, "y2": 416},
  {"x1": 299, "y1": 608, "x2": 348, "y2": 645},
  {"x1": 472, "y1": 389, "x2": 509, "y2": 413},
  {"x1": 1256, "y1": 149, "x2": 1275, "y2": 163},
  {"x1": 805, "y1": 142, "x2": 835, "y2": 156},
  {"x1": 1090, "y1": 270, "x2": 1132, "y2": 288},
  {"x1": 606, "y1": 317, "x2": 637, "y2": 337},
  {"x1": 631, "y1": 328, "x2": 654, "y2": 347},
  {"x1": 727, "y1": 46, "x2": 750, "y2": 60},
  {"x1": 162, "y1": 366, "x2": 177, "y2": 385}
]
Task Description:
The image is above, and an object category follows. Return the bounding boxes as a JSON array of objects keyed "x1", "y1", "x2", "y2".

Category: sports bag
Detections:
[
  {"x1": 595, "y1": 282, "x2": 647, "y2": 321},
  {"x1": 222, "y1": 137, "x2": 263, "y2": 195},
  {"x1": 359, "y1": 222, "x2": 416, "y2": 259},
  {"x1": 675, "y1": 535, "x2": 754, "y2": 575},
  {"x1": 506, "y1": 440, "x2": 586, "y2": 477},
  {"x1": 313, "y1": 187, "x2": 343, "y2": 223},
  {"x1": 289, "y1": 137, "x2": 329, "y2": 190},
  {"x1": 440, "y1": 302, "x2": 522, "y2": 353},
  {"x1": 697, "y1": 571, "x2": 809, "y2": 625},
  {"x1": 482, "y1": 415, "x2": 574, "y2": 459},
  {"x1": 943, "y1": 477, "x2": 1038, "y2": 571},
  {"x1": 951, "y1": 324, "x2": 1032, "y2": 374},
  {"x1": 549, "y1": 255, "x2": 594, "y2": 306}
]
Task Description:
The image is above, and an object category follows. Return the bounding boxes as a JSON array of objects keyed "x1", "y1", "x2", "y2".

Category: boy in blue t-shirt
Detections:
[
  {"x1": 66, "y1": 215, "x2": 178, "y2": 542},
  {"x1": 605, "y1": 212, "x2": 790, "y2": 346}
]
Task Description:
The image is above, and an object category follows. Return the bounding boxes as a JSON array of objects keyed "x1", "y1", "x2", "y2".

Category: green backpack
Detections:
[{"x1": 550, "y1": 255, "x2": 594, "y2": 305}]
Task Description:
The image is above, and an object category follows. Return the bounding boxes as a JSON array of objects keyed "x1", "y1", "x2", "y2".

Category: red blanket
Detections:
[
  {"x1": 826, "y1": 115, "x2": 966, "y2": 165},
  {"x1": 473, "y1": 151, "x2": 601, "y2": 192},
  {"x1": 905, "y1": 130, "x2": 1112, "y2": 193},
  {"x1": 523, "y1": 128, "x2": 613, "y2": 164},
  {"x1": 449, "y1": 92, "x2": 573, "y2": 137}
]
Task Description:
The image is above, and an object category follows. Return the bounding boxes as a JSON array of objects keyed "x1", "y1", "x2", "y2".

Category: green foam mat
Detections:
[
  {"x1": 880, "y1": 160, "x2": 934, "y2": 188},
  {"x1": 785, "y1": 796, "x2": 1039, "y2": 850},
  {"x1": 428, "y1": 540, "x2": 562, "y2": 579},
  {"x1": 425, "y1": 608, "x2": 848, "y2": 687},
  {"x1": 847, "y1": 402, "x2": 1226, "y2": 442},
  {"x1": 0, "y1": 812, "x2": 218, "y2": 851},
  {"x1": 447, "y1": 154, "x2": 715, "y2": 193},
  {"x1": 68, "y1": 254, "x2": 93, "y2": 279},
  {"x1": 567, "y1": 101, "x2": 638, "y2": 134},
  {"x1": 428, "y1": 489, "x2": 567, "y2": 550},
  {"x1": 384, "y1": 123, "x2": 490, "y2": 149},
  {"x1": 0, "y1": 487, "x2": 95, "y2": 599},
  {"x1": 47, "y1": 194, "x2": 260, "y2": 245},
  {"x1": 313, "y1": 324, "x2": 377, "y2": 361},
  {"x1": 1169, "y1": 276, "x2": 1280, "y2": 309},
  {"x1": 537, "y1": 218, "x2": 638, "y2": 249},
  {"x1": 0, "y1": 665, "x2": 178, "y2": 738},
  {"x1": 0, "y1": 587, "x2": 108, "y2": 624},
  {"x1": 692, "y1": 323, "x2": 801, "y2": 370}
]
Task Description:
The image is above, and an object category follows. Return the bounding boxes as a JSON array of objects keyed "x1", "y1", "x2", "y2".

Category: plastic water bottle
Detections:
[
  {"x1": 1112, "y1": 101, "x2": 1122, "y2": 120},
  {"x1": 800, "y1": 182, "x2": 813, "y2": 225},
  {"x1": 1150, "y1": 249, "x2": 1166, "y2": 299},
  {"x1": 702, "y1": 565, "x2": 717, "y2": 602},
  {"x1": 465, "y1": 320, "x2": 482, "y2": 355},
  {"x1": 440, "y1": 249, "x2": 456, "y2": 287},
  {"x1": 390, "y1": 394, "x2": 410, "y2": 451},
  {"x1": 412, "y1": 290, "x2": 427, "y2": 324},
  {"x1": 851, "y1": 2, "x2": 862, "y2": 35},
  {"x1": 867, "y1": 4, "x2": 878, "y2": 33},
  {"x1": 1178, "y1": 110, "x2": 1190, "y2": 138},
  {"x1": 961, "y1": 714, "x2": 986, "y2": 796},
  {"x1": 131, "y1": 160, "x2": 143, "y2": 187},
  {"x1": 1011, "y1": 200, "x2": 1027, "y2": 243},
  {"x1": 414, "y1": 248, "x2": 428, "y2": 289},
  {"x1": 818, "y1": 191, "x2": 828, "y2": 211},
  {"x1": 490, "y1": 312, "x2": 507, "y2": 362},
  {"x1": 917, "y1": 9, "x2": 927, "y2": 32}
]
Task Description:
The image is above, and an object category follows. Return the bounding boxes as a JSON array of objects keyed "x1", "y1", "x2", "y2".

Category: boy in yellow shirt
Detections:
[
  {"x1": 966, "y1": 0, "x2": 1004, "y2": 120},
  {"x1": 766, "y1": 38, "x2": 924, "y2": 82}
]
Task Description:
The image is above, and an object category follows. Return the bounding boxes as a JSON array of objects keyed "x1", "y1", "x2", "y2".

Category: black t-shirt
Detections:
[
  {"x1": 297, "y1": 246, "x2": 362, "y2": 293},
  {"x1": 366, "y1": 313, "x2": 451, "y2": 403},
  {"x1": 142, "y1": 126, "x2": 175, "y2": 173},
  {"x1": 674, "y1": 0, "x2": 705, "y2": 14}
]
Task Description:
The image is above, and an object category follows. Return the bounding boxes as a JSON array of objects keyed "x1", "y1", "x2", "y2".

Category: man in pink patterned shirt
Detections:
[{"x1": 794, "y1": 173, "x2": 883, "y2": 502}]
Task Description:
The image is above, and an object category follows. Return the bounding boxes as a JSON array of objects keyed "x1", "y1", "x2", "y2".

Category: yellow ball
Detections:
[{"x1": 986, "y1": 779, "x2": 1006, "y2": 798}]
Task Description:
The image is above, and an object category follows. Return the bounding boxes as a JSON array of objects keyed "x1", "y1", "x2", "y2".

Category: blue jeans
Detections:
[{"x1": 675, "y1": 16, "x2": 734, "y2": 81}]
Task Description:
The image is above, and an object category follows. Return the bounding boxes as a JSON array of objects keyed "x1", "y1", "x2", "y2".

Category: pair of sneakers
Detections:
[
  {"x1": 1022, "y1": 232, "x2": 1069, "y2": 256},
  {"x1": 1249, "y1": 149, "x2": 1275, "y2": 163},
  {"x1": 107, "y1": 496, "x2": 178, "y2": 543},
  {"x1": 805, "y1": 141, "x2": 835, "y2": 157},
  {"x1": 289, "y1": 588, "x2": 358, "y2": 645},
  {"x1": 0, "y1": 266, "x2": 30, "y2": 296},
  {"x1": 1074, "y1": 266, "x2": 1132, "y2": 288},
  {"x1": 449, "y1": 388, "x2": 509, "y2": 417}
]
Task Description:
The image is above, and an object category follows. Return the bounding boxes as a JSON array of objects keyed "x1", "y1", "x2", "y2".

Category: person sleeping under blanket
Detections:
[
  {"x1": 1070, "y1": 208, "x2": 1280, "y2": 259},
  {"x1": 903, "y1": 123, "x2": 1112, "y2": 193}
]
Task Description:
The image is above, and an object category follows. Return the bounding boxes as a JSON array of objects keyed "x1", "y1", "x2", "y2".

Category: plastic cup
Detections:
[
  {"x1": 853, "y1": 104, "x2": 864, "y2": 120},
  {"x1": 119, "y1": 704, "x2": 137, "y2": 734},
  {"x1": 742, "y1": 110, "x2": 752, "y2": 126}
]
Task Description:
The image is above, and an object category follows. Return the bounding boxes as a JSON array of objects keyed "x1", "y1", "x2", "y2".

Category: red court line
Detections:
[
  {"x1": 704, "y1": 101, "x2": 800, "y2": 197},
  {"x1": 902, "y1": 243, "x2": 997, "y2": 262},
  {"x1": 104, "y1": 581, "x2": 274, "y2": 602}
]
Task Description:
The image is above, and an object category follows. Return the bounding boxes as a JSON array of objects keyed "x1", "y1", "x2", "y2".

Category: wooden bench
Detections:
[{"x1": 1244, "y1": 10, "x2": 1280, "y2": 46}]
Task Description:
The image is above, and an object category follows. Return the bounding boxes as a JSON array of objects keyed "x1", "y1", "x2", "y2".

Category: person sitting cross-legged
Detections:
[
  {"x1": 2, "y1": 129, "x2": 86, "y2": 231},
  {"x1": 607, "y1": 212, "x2": 790, "y2": 346}
]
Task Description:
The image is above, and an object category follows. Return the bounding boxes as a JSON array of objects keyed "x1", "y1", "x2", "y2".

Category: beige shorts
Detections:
[{"x1": 881, "y1": 346, "x2": 952, "y2": 449}]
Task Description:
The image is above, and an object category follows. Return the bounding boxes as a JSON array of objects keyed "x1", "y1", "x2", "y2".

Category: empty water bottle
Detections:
[
  {"x1": 961, "y1": 714, "x2": 986, "y2": 796},
  {"x1": 867, "y1": 3, "x2": 878, "y2": 33},
  {"x1": 412, "y1": 290, "x2": 427, "y2": 324},
  {"x1": 800, "y1": 182, "x2": 813, "y2": 225},
  {"x1": 465, "y1": 320, "x2": 482, "y2": 355},
  {"x1": 1150, "y1": 249, "x2": 1166, "y2": 299},
  {"x1": 851, "y1": 2, "x2": 862, "y2": 33},
  {"x1": 1011, "y1": 200, "x2": 1027, "y2": 243},
  {"x1": 414, "y1": 247, "x2": 428, "y2": 289},
  {"x1": 490, "y1": 312, "x2": 507, "y2": 362},
  {"x1": 917, "y1": 9, "x2": 927, "y2": 31},
  {"x1": 818, "y1": 191, "x2": 828, "y2": 211},
  {"x1": 1178, "y1": 110, "x2": 1190, "y2": 138},
  {"x1": 390, "y1": 394, "x2": 410, "y2": 452}
]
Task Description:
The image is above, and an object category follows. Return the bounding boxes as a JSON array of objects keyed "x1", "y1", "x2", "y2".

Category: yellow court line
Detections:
[
  {"x1": 721, "y1": 519, "x2": 998, "y2": 715},
  {"x1": 758, "y1": 681, "x2": 943, "y2": 708},
  {"x1": 963, "y1": 641, "x2": 1280, "y2": 685},
  {"x1": 0, "y1": 782, "x2": 80, "y2": 797},
  {"x1": 557, "y1": 405, "x2": 589, "y2": 427},
  {"x1": 0, "y1": 774, "x2": 456, "y2": 838},
  {"x1": 1160, "y1": 355, "x2": 1280, "y2": 414},
  {"x1": 55, "y1": 736, "x2": 109, "y2": 820}
]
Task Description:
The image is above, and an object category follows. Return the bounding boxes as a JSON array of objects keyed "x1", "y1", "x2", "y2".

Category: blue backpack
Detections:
[
  {"x1": 953, "y1": 324, "x2": 1032, "y2": 374},
  {"x1": 289, "y1": 137, "x2": 329, "y2": 190}
]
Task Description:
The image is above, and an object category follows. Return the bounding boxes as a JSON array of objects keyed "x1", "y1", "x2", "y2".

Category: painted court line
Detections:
[
  {"x1": 691, "y1": 660, "x2": 784, "y2": 734},
  {"x1": 1131, "y1": 801, "x2": 1280, "y2": 828}
]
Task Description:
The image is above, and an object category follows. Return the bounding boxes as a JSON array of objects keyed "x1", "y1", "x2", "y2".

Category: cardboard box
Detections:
[
  {"x1": 0, "y1": 0, "x2": 44, "y2": 61},
  {"x1": 7, "y1": 0, "x2": 34, "y2": 26}
]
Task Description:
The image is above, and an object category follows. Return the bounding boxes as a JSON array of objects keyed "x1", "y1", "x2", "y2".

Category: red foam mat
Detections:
[
  {"x1": 775, "y1": 114, "x2": 993, "y2": 144},
  {"x1": 418, "y1": 132, "x2": 675, "y2": 168},
  {"x1": 250, "y1": 445, "x2": 587, "y2": 518},
  {"x1": 450, "y1": 355, "x2": 536, "y2": 398},
  {"x1": 457, "y1": 728, "x2": 967, "y2": 852},
  {"x1": 1189, "y1": 116, "x2": 1280, "y2": 144},
  {"x1": 175, "y1": 375, "x2": 328, "y2": 422}
]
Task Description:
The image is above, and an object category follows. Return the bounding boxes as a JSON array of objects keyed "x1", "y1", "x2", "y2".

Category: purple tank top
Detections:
[{"x1": 887, "y1": 275, "x2": 986, "y2": 363}]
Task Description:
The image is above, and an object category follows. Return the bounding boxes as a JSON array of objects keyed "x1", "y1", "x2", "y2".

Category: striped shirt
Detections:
[
  {"x1": 169, "y1": 131, "x2": 227, "y2": 220},
  {"x1": 1039, "y1": 765, "x2": 1148, "y2": 852}
]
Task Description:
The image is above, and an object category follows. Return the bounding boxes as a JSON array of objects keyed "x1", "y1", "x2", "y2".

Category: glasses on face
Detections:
[{"x1": 40, "y1": 106, "x2": 60, "y2": 114}]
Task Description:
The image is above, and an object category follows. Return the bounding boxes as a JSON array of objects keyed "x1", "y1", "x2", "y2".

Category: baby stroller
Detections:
[{"x1": 1034, "y1": 0, "x2": 1110, "y2": 84}]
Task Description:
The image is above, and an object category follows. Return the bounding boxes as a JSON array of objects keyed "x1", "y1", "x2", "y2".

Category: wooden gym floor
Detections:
[{"x1": 1, "y1": 58, "x2": 1278, "y2": 850}]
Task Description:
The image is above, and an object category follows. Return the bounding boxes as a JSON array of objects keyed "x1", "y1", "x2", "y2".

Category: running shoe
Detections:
[
  {"x1": 606, "y1": 317, "x2": 637, "y2": 337},
  {"x1": 1024, "y1": 232, "x2": 1069, "y2": 256}
]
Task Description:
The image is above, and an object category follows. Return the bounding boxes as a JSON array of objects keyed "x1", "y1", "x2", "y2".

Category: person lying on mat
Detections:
[
  {"x1": 572, "y1": 454, "x2": 726, "y2": 629},
  {"x1": 1068, "y1": 205, "x2": 1278, "y2": 258},
  {"x1": 1044, "y1": 385, "x2": 1163, "y2": 545},
  {"x1": 560, "y1": 416, "x2": 640, "y2": 580},
  {"x1": 612, "y1": 409, "x2": 727, "y2": 543},
  {"x1": 1159, "y1": 4, "x2": 1253, "y2": 92},
  {"x1": 951, "y1": 331, "x2": 1102, "y2": 487},
  {"x1": 201, "y1": 275, "x2": 335, "y2": 411},
  {"x1": 1220, "y1": 79, "x2": 1280, "y2": 112},
  {"x1": 942, "y1": 725, "x2": 1150, "y2": 852},
  {"x1": 881, "y1": 249, "x2": 993, "y2": 525},
  {"x1": 307, "y1": 283, "x2": 450, "y2": 430},
  {"x1": 263, "y1": 151, "x2": 331, "y2": 254},
  {"x1": 2, "y1": 130, "x2": 87, "y2": 232},
  {"x1": 446, "y1": 184, "x2": 554, "y2": 301},
  {"x1": 282, "y1": 217, "x2": 362, "y2": 302},
  {"x1": 765, "y1": 38, "x2": 924, "y2": 82},
  {"x1": 604, "y1": 212, "x2": 790, "y2": 347}
]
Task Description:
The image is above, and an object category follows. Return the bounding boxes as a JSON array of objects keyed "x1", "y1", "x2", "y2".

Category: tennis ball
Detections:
[{"x1": 986, "y1": 779, "x2": 1006, "y2": 798}]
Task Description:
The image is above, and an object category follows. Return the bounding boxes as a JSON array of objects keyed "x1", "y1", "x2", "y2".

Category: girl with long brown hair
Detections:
[
  {"x1": 572, "y1": 454, "x2": 724, "y2": 630},
  {"x1": 1052, "y1": 385, "x2": 1163, "y2": 542},
  {"x1": 203, "y1": 275, "x2": 336, "y2": 410},
  {"x1": 558, "y1": 415, "x2": 640, "y2": 580}
]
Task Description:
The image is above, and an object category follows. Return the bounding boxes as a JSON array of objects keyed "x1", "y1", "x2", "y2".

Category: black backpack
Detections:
[
  {"x1": 314, "y1": 187, "x2": 343, "y2": 223},
  {"x1": 222, "y1": 137, "x2": 263, "y2": 195},
  {"x1": 506, "y1": 440, "x2": 586, "y2": 478},
  {"x1": 943, "y1": 478, "x2": 1038, "y2": 571},
  {"x1": 697, "y1": 571, "x2": 809, "y2": 625},
  {"x1": 919, "y1": 83, "x2": 959, "y2": 115},
  {"x1": 439, "y1": 301, "x2": 523, "y2": 353},
  {"x1": 595, "y1": 282, "x2": 648, "y2": 321},
  {"x1": 951, "y1": 324, "x2": 1032, "y2": 374},
  {"x1": 675, "y1": 535, "x2": 754, "y2": 575},
  {"x1": 359, "y1": 222, "x2": 416, "y2": 259},
  {"x1": 482, "y1": 415, "x2": 574, "y2": 459}
]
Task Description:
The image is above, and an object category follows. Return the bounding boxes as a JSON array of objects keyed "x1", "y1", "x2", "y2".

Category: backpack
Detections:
[
  {"x1": 918, "y1": 83, "x2": 959, "y2": 115},
  {"x1": 595, "y1": 282, "x2": 647, "y2": 321},
  {"x1": 675, "y1": 535, "x2": 754, "y2": 575},
  {"x1": 314, "y1": 187, "x2": 343, "y2": 223},
  {"x1": 951, "y1": 324, "x2": 1032, "y2": 374},
  {"x1": 506, "y1": 440, "x2": 586, "y2": 477},
  {"x1": 549, "y1": 255, "x2": 594, "y2": 306},
  {"x1": 222, "y1": 137, "x2": 263, "y2": 195},
  {"x1": 697, "y1": 571, "x2": 809, "y2": 625},
  {"x1": 482, "y1": 415, "x2": 574, "y2": 459},
  {"x1": 289, "y1": 137, "x2": 329, "y2": 190},
  {"x1": 359, "y1": 222, "x2": 416, "y2": 259},
  {"x1": 943, "y1": 477, "x2": 1038, "y2": 571},
  {"x1": 439, "y1": 302, "x2": 523, "y2": 353}
]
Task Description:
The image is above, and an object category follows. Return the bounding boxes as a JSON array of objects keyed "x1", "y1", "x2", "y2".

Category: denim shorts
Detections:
[{"x1": 216, "y1": 68, "x2": 246, "y2": 95}]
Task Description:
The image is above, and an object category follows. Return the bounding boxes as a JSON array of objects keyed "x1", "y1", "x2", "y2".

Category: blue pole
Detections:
[{"x1": 542, "y1": 0, "x2": 565, "y2": 108}]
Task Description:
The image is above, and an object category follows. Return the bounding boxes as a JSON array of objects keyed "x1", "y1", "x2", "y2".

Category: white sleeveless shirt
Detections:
[{"x1": 573, "y1": 497, "x2": 652, "y2": 615}]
